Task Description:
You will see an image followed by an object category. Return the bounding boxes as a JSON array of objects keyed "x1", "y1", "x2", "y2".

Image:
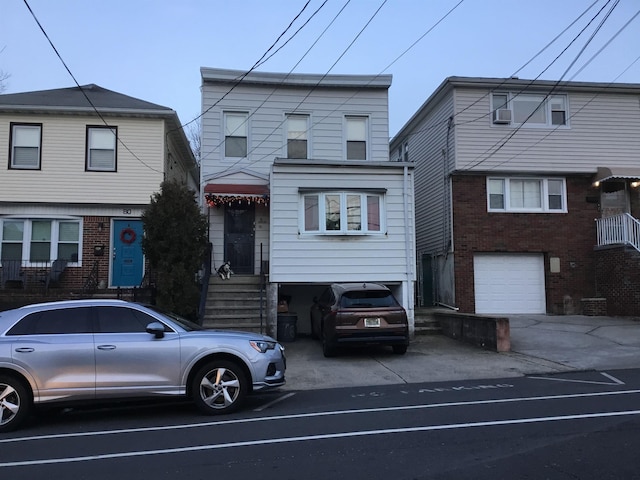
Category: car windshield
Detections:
[
  {"x1": 340, "y1": 291, "x2": 399, "y2": 308},
  {"x1": 144, "y1": 305, "x2": 204, "y2": 331}
]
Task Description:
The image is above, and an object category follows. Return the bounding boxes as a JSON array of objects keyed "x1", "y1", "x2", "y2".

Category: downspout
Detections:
[{"x1": 403, "y1": 165, "x2": 412, "y2": 284}]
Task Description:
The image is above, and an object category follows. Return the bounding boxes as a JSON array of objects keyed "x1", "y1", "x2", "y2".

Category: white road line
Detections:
[
  {"x1": 4, "y1": 389, "x2": 640, "y2": 445},
  {"x1": 3, "y1": 409, "x2": 640, "y2": 467},
  {"x1": 529, "y1": 372, "x2": 625, "y2": 386}
]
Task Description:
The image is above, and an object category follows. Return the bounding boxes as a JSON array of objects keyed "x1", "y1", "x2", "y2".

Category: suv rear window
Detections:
[{"x1": 340, "y1": 291, "x2": 399, "y2": 308}]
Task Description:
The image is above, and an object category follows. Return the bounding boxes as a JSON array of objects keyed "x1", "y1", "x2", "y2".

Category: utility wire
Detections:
[
  {"x1": 486, "y1": 53, "x2": 640, "y2": 171},
  {"x1": 23, "y1": 0, "x2": 163, "y2": 174},
  {"x1": 207, "y1": 0, "x2": 464, "y2": 175},
  {"x1": 200, "y1": 0, "x2": 345, "y2": 172},
  {"x1": 462, "y1": 0, "x2": 620, "y2": 171},
  {"x1": 391, "y1": 0, "x2": 602, "y2": 146}
]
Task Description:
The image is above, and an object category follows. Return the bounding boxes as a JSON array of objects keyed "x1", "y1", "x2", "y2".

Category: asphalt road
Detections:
[{"x1": 2, "y1": 368, "x2": 640, "y2": 479}]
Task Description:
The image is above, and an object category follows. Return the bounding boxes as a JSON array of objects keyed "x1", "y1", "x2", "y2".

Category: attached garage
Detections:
[{"x1": 473, "y1": 253, "x2": 546, "y2": 314}]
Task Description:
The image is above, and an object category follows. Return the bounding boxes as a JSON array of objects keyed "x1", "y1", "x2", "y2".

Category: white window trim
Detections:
[
  {"x1": 299, "y1": 191, "x2": 386, "y2": 235},
  {"x1": 0, "y1": 217, "x2": 83, "y2": 266},
  {"x1": 491, "y1": 92, "x2": 570, "y2": 128},
  {"x1": 284, "y1": 112, "x2": 312, "y2": 159},
  {"x1": 487, "y1": 177, "x2": 567, "y2": 213},
  {"x1": 10, "y1": 123, "x2": 42, "y2": 170},
  {"x1": 86, "y1": 126, "x2": 117, "y2": 171},
  {"x1": 223, "y1": 111, "x2": 249, "y2": 159},
  {"x1": 344, "y1": 115, "x2": 370, "y2": 160}
]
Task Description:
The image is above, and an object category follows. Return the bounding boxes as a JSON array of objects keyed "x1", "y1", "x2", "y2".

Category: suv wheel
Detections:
[
  {"x1": 0, "y1": 375, "x2": 31, "y2": 432},
  {"x1": 322, "y1": 328, "x2": 336, "y2": 358},
  {"x1": 192, "y1": 360, "x2": 247, "y2": 415},
  {"x1": 393, "y1": 345, "x2": 408, "y2": 355}
]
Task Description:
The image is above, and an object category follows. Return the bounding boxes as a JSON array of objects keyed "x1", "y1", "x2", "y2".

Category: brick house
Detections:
[
  {"x1": 0, "y1": 84, "x2": 197, "y2": 295},
  {"x1": 391, "y1": 76, "x2": 640, "y2": 316}
]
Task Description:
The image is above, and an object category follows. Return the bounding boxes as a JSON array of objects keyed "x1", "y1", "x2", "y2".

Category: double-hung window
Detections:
[
  {"x1": 0, "y1": 218, "x2": 81, "y2": 264},
  {"x1": 301, "y1": 191, "x2": 383, "y2": 234},
  {"x1": 345, "y1": 116, "x2": 368, "y2": 160},
  {"x1": 10, "y1": 123, "x2": 42, "y2": 169},
  {"x1": 487, "y1": 178, "x2": 566, "y2": 212},
  {"x1": 224, "y1": 112, "x2": 248, "y2": 158},
  {"x1": 86, "y1": 126, "x2": 117, "y2": 171},
  {"x1": 491, "y1": 93, "x2": 568, "y2": 127},
  {"x1": 286, "y1": 114, "x2": 309, "y2": 159}
]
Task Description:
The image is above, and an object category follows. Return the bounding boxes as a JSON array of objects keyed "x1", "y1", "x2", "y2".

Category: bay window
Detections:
[{"x1": 301, "y1": 191, "x2": 384, "y2": 234}]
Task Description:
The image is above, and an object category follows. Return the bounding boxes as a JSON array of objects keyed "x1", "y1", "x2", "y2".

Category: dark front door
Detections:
[{"x1": 224, "y1": 204, "x2": 255, "y2": 274}]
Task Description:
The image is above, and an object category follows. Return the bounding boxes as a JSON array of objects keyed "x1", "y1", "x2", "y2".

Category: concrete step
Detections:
[{"x1": 414, "y1": 308, "x2": 443, "y2": 335}]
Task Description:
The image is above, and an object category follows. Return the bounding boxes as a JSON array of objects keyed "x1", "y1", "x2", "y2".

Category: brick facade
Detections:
[
  {"x1": 452, "y1": 174, "x2": 601, "y2": 314},
  {"x1": 594, "y1": 246, "x2": 640, "y2": 317}
]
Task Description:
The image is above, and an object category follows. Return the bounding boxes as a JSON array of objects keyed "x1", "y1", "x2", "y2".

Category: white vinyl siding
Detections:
[
  {"x1": 270, "y1": 163, "x2": 414, "y2": 283},
  {"x1": 455, "y1": 88, "x2": 640, "y2": 172},
  {"x1": 201, "y1": 81, "x2": 390, "y2": 179},
  {"x1": 0, "y1": 114, "x2": 165, "y2": 205},
  {"x1": 391, "y1": 93, "x2": 454, "y2": 255},
  {"x1": 10, "y1": 123, "x2": 41, "y2": 169},
  {"x1": 474, "y1": 254, "x2": 546, "y2": 314}
]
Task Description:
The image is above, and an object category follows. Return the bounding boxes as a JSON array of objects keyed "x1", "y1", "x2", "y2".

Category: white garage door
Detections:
[{"x1": 474, "y1": 254, "x2": 546, "y2": 314}]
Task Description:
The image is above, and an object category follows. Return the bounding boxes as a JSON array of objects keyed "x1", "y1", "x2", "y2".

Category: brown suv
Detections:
[{"x1": 310, "y1": 283, "x2": 409, "y2": 357}]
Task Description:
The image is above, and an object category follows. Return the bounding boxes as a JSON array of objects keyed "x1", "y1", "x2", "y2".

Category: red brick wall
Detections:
[
  {"x1": 452, "y1": 175, "x2": 600, "y2": 314},
  {"x1": 595, "y1": 246, "x2": 640, "y2": 316},
  {"x1": 58, "y1": 216, "x2": 112, "y2": 291}
]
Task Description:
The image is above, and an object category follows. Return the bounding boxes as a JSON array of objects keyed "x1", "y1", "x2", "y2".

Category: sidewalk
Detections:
[{"x1": 281, "y1": 314, "x2": 640, "y2": 390}]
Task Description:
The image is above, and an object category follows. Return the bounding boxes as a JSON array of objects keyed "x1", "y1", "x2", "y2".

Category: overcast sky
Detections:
[{"x1": 1, "y1": 0, "x2": 639, "y2": 137}]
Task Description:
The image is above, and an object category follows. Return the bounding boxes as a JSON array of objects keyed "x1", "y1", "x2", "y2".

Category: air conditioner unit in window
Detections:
[{"x1": 492, "y1": 108, "x2": 512, "y2": 124}]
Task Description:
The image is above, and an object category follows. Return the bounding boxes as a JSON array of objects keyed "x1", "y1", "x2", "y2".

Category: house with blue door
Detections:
[
  {"x1": 199, "y1": 68, "x2": 415, "y2": 337},
  {"x1": 0, "y1": 84, "x2": 197, "y2": 292}
]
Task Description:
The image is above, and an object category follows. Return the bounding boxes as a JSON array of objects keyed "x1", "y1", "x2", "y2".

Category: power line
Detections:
[
  {"x1": 391, "y1": 0, "x2": 603, "y2": 146},
  {"x1": 462, "y1": 0, "x2": 620, "y2": 171},
  {"x1": 206, "y1": 0, "x2": 465, "y2": 176},
  {"x1": 22, "y1": 0, "x2": 164, "y2": 174}
]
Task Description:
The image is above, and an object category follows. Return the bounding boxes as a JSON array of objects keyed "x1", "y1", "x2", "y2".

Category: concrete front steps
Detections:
[
  {"x1": 414, "y1": 307, "x2": 444, "y2": 335},
  {"x1": 201, "y1": 275, "x2": 268, "y2": 333}
]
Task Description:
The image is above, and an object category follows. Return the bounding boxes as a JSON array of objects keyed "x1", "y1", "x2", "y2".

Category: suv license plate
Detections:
[{"x1": 364, "y1": 317, "x2": 381, "y2": 328}]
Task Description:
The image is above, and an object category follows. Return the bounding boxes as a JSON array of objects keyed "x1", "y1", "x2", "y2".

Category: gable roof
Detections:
[
  {"x1": 0, "y1": 84, "x2": 198, "y2": 184},
  {"x1": 0, "y1": 84, "x2": 172, "y2": 115}
]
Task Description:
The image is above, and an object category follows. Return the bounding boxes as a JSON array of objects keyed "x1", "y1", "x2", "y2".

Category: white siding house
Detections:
[
  {"x1": 200, "y1": 68, "x2": 415, "y2": 335},
  {"x1": 392, "y1": 76, "x2": 640, "y2": 316},
  {"x1": 0, "y1": 84, "x2": 197, "y2": 292}
]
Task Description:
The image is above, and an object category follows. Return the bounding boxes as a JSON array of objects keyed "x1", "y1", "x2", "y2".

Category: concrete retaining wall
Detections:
[{"x1": 434, "y1": 311, "x2": 510, "y2": 352}]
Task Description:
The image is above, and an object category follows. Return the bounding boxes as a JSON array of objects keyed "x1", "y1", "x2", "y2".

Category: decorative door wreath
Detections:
[{"x1": 120, "y1": 227, "x2": 137, "y2": 244}]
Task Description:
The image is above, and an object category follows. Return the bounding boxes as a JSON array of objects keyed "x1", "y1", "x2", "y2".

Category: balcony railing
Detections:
[{"x1": 595, "y1": 213, "x2": 640, "y2": 252}]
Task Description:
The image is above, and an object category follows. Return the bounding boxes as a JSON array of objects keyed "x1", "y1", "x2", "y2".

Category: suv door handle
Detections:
[
  {"x1": 97, "y1": 345, "x2": 116, "y2": 350},
  {"x1": 15, "y1": 347, "x2": 34, "y2": 353}
]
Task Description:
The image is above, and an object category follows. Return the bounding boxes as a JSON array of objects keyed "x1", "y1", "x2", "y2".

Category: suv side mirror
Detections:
[{"x1": 146, "y1": 322, "x2": 165, "y2": 339}]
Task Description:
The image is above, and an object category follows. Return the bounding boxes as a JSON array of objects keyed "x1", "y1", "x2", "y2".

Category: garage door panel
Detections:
[{"x1": 474, "y1": 254, "x2": 545, "y2": 314}]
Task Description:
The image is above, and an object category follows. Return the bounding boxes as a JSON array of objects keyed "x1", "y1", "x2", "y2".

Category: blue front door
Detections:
[{"x1": 112, "y1": 219, "x2": 144, "y2": 287}]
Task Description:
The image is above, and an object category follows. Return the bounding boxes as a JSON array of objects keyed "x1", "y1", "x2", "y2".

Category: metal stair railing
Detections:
[{"x1": 595, "y1": 213, "x2": 640, "y2": 252}]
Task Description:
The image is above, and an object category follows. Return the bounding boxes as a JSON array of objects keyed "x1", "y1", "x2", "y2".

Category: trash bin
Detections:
[{"x1": 277, "y1": 313, "x2": 297, "y2": 342}]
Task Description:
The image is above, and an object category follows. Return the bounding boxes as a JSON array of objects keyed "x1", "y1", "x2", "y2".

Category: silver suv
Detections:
[{"x1": 0, "y1": 299, "x2": 286, "y2": 431}]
